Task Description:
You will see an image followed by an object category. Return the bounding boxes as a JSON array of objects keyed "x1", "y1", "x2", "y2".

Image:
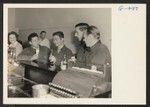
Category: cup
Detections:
[
  {"x1": 91, "y1": 65, "x2": 97, "y2": 71},
  {"x1": 32, "y1": 84, "x2": 50, "y2": 98}
]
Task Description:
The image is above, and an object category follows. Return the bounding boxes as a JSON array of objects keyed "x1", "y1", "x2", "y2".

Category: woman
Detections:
[
  {"x1": 8, "y1": 31, "x2": 23, "y2": 58},
  {"x1": 8, "y1": 32, "x2": 24, "y2": 83}
]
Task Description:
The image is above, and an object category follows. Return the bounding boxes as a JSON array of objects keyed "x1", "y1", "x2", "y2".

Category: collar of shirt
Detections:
[
  {"x1": 90, "y1": 40, "x2": 101, "y2": 52},
  {"x1": 57, "y1": 44, "x2": 64, "y2": 53}
]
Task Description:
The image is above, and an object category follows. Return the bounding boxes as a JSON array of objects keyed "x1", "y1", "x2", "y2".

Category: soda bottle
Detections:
[{"x1": 61, "y1": 54, "x2": 67, "y2": 70}]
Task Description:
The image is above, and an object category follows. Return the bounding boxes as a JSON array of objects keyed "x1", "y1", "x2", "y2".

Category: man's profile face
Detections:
[
  {"x1": 74, "y1": 27, "x2": 84, "y2": 41},
  {"x1": 30, "y1": 36, "x2": 39, "y2": 48},
  {"x1": 83, "y1": 33, "x2": 93, "y2": 47}
]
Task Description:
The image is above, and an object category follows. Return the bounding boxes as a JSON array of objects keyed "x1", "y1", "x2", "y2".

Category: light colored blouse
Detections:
[{"x1": 9, "y1": 41, "x2": 23, "y2": 57}]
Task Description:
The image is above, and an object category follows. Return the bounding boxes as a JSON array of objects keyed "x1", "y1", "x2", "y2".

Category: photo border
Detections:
[{"x1": 1, "y1": 0, "x2": 149, "y2": 106}]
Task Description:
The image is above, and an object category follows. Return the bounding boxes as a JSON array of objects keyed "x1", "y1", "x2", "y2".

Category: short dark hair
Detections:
[
  {"x1": 75, "y1": 23, "x2": 89, "y2": 31},
  {"x1": 40, "y1": 31, "x2": 46, "y2": 34},
  {"x1": 53, "y1": 31, "x2": 64, "y2": 38},
  {"x1": 8, "y1": 31, "x2": 19, "y2": 39},
  {"x1": 28, "y1": 33, "x2": 38, "y2": 42}
]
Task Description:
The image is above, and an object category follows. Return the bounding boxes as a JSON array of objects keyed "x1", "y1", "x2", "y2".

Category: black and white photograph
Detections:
[{"x1": 3, "y1": 4, "x2": 146, "y2": 105}]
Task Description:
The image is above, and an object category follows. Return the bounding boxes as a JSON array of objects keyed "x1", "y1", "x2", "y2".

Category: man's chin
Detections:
[
  {"x1": 33, "y1": 45, "x2": 39, "y2": 48},
  {"x1": 78, "y1": 39, "x2": 82, "y2": 41}
]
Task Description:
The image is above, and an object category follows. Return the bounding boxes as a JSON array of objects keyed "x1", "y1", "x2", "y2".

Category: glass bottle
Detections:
[
  {"x1": 8, "y1": 47, "x2": 16, "y2": 64},
  {"x1": 12, "y1": 48, "x2": 16, "y2": 63},
  {"x1": 8, "y1": 48, "x2": 13, "y2": 63},
  {"x1": 68, "y1": 56, "x2": 76, "y2": 68},
  {"x1": 49, "y1": 50, "x2": 56, "y2": 71},
  {"x1": 61, "y1": 54, "x2": 67, "y2": 70}
]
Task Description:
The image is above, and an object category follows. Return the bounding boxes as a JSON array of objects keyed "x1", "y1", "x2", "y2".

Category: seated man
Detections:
[
  {"x1": 49, "y1": 31, "x2": 73, "y2": 70},
  {"x1": 83, "y1": 26, "x2": 111, "y2": 82},
  {"x1": 17, "y1": 33, "x2": 51, "y2": 63},
  {"x1": 39, "y1": 31, "x2": 50, "y2": 49}
]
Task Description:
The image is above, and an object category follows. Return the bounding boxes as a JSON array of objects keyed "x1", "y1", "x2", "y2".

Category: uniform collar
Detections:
[
  {"x1": 57, "y1": 44, "x2": 65, "y2": 53},
  {"x1": 90, "y1": 40, "x2": 101, "y2": 52}
]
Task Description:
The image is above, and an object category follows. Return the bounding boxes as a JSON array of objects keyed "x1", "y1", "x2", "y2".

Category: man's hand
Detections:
[
  {"x1": 49, "y1": 54, "x2": 56, "y2": 63},
  {"x1": 68, "y1": 56, "x2": 76, "y2": 62}
]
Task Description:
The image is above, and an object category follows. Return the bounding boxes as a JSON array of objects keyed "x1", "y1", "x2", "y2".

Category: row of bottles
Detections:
[
  {"x1": 61, "y1": 55, "x2": 77, "y2": 70},
  {"x1": 49, "y1": 53, "x2": 75, "y2": 71},
  {"x1": 8, "y1": 47, "x2": 17, "y2": 64}
]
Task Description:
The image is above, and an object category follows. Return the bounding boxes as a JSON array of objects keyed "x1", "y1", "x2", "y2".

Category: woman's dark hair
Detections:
[
  {"x1": 53, "y1": 31, "x2": 64, "y2": 38},
  {"x1": 28, "y1": 33, "x2": 38, "y2": 42},
  {"x1": 8, "y1": 31, "x2": 19, "y2": 44},
  {"x1": 8, "y1": 31, "x2": 19, "y2": 39}
]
